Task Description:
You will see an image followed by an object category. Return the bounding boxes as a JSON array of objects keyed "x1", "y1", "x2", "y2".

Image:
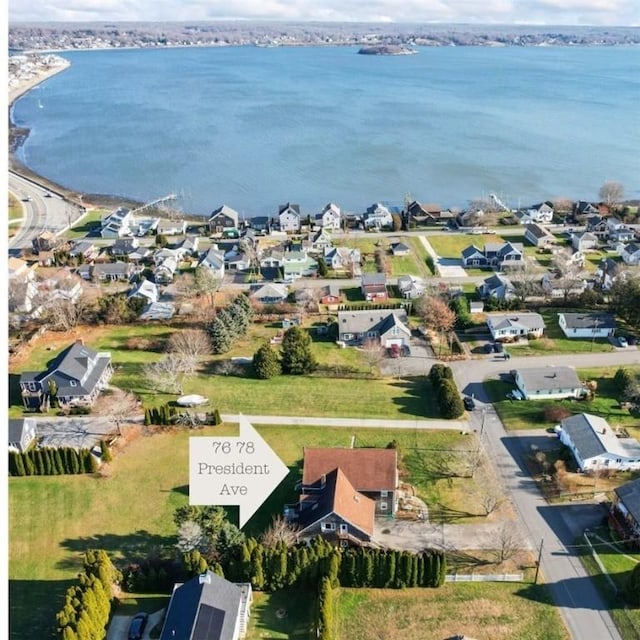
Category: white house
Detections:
[
  {"x1": 514, "y1": 366, "x2": 585, "y2": 400},
  {"x1": 486, "y1": 313, "x2": 545, "y2": 341},
  {"x1": 363, "y1": 203, "x2": 394, "y2": 230},
  {"x1": 558, "y1": 312, "x2": 616, "y2": 339},
  {"x1": 572, "y1": 231, "x2": 598, "y2": 252},
  {"x1": 198, "y1": 246, "x2": 225, "y2": 280},
  {"x1": 8, "y1": 418, "x2": 37, "y2": 453},
  {"x1": 128, "y1": 279, "x2": 159, "y2": 304},
  {"x1": 316, "y1": 202, "x2": 342, "y2": 230},
  {"x1": 519, "y1": 202, "x2": 554, "y2": 224},
  {"x1": 397, "y1": 275, "x2": 426, "y2": 299},
  {"x1": 101, "y1": 207, "x2": 135, "y2": 238},
  {"x1": 557, "y1": 413, "x2": 640, "y2": 472},
  {"x1": 278, "y1": 203, "x2": 301, "y2": 233}
]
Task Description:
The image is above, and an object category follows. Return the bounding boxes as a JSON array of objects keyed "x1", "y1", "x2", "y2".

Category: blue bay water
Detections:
[{"x1": 12, "y1": 45, "x2": 640, "y2": 217}]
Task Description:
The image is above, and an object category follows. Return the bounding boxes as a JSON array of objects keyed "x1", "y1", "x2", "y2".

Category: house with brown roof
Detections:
[
  {"x1": 293, "y1": 447, "x2": 398, "y2": 547},
  {"x1": 361, "y1": 272, "x2": 388, "y2": 301}
]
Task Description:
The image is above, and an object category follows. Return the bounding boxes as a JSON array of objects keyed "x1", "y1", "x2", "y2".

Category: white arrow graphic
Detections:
[{"x1": 189, "y1": 416, "x2": 289, "y2": 528}]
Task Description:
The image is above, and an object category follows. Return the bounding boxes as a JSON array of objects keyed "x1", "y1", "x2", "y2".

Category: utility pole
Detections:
[{"x1": 534, "y1": 538, "x2": 544, "y2": 584}]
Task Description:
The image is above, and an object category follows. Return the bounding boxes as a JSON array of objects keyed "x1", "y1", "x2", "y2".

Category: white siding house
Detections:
[
  {"x1": 557, "y1": 413, "x2": 640, "y2": 472},
  {"x1": 514, "y1": 366, "x2": 585, "y2": 400}
]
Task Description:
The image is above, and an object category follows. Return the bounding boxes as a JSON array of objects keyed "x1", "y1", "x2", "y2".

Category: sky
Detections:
[{"x1": 8, "y1": 0, "x2": 640, "y2": 27}]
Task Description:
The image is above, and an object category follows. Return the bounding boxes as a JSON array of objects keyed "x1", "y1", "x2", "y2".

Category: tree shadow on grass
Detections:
[
  {"x1": 10, "y1": 578, "x2": 75, "y2": 640},
  {"x1": 57, "y1": 530, "x2": 176, "y2": 567},
  {"x1": 389, "y1": 376, "x2": 440, "y2": 418}
]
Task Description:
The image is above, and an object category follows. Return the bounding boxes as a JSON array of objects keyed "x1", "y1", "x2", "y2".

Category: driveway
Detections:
[
  {"x1": 378, "y1": 342, "x2": 433, "y2": 377},
  {"x1": 106, "y1": 609, "x2": 164, "y2": 640},
  {"x1": 418, "y1": 235, "x2": 468, "y2": 278},
  {"x1": 34, "y1": 417, "x2": 117, "y2": 449}
]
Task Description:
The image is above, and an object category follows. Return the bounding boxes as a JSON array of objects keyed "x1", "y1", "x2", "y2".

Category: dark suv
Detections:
[{"x1": 128, "y1": 612, "x2": 148, "y2": 640}]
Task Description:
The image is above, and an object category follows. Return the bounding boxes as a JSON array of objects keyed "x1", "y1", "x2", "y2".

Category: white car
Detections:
[{"x1": 619, "y1": 336, "x2": 629, "y2": 348}]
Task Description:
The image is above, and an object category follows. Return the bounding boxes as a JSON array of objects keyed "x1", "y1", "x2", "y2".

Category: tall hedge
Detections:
[
  {"x1": 429, "y1": 364, "x2": 464, "y2": 419},
  {"x1": 9, "y1": 447, "x2": 98, "y2": 476}
]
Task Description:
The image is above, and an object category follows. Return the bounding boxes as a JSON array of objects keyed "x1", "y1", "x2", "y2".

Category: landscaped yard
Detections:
[
  {"x1": 333, "y1": 583, "x2": 570, "y2": 640},
  {"x1": 8, "y1": 424, "x2": 470, "y2": 639},
  {"x1": 427, "y1": 233, "x2": 508, "y2": 259},
  {"x1": 484, "y1": 366, "x2": 640, "y2": 433}
]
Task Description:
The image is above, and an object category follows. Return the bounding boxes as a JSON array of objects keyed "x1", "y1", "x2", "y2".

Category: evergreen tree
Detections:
[
  {"x1": 209, "y1": 317, "x2": 232, "y2": 354},
  {"x1": 252, "y1": 342, "x2": 282, "y2": 379},
  {"x1": 280, "y1": 326, "x2": 317, "y2": 375},
  {"x1": 250, "y1": 546, "x2": 265, "y2": 590},
  {"x1": 54, "y1": 448, "x2": 65, "y2": 474}
]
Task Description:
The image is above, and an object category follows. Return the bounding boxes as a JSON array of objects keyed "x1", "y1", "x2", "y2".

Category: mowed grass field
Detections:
[
  {"x1": 333, "y1": 584, "x2": 570, "y2": 640},
  {"x1": 9, "y1": 425, "x2": 467, "y2": 639},
  {"x1": 9, "y1": 323, "x2": 441, "y2": 419}
]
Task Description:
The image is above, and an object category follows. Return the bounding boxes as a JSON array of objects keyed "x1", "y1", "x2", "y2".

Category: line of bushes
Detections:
[
  {"x1": 429, "y1": 364, "x2": 464, "y2": 419},
  {"x1": 55, "y1": 550, "x2": 121, "y2": 640},
  {"x1": 9, "y1": 445, "x2": 99, "y2": 476},
  {"x1": 143, "y1": 404, "x2": 222, "y2": 426}
]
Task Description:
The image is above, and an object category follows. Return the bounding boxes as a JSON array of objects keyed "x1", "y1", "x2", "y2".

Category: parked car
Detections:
[
  {"x1": 463, "y1": 396, "x2": 476, "y2": 411},
  {"x1": 619, "y1": 336, "x2": 629, "y2": 348},
  {"x1": 388, "y1": 344, "x2": 401, "y2": 358},
  {"x1": 128, "y1": 612, "x2": 148, "y2": 640},
  {"x1": 484, "y1": 343, "x2": 494, "y2": 354},
  {"x1": 494, "y1": 342, "x2": 504, "y2": 353}
]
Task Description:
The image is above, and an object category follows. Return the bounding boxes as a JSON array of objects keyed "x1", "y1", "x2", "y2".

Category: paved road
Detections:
[
  {"x1": 449, "y1": 351, "x2": 637, "y2": 640},
  {"x1": 8, "y1": 171, "x2": 84, "y2": 252},
  {"x1": 221, "y1": 413, "x2": 469, "y2": 431}
]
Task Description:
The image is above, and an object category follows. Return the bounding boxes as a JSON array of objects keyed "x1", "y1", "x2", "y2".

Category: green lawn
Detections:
[
  {"x1": 66, "y1": 210, "x2": 104, "y2": 239},
  {"x1": 8, "y1": 425, "x2": 467, "y2": 639},
  {"x1": 484, "y1": 366, "x2": 640, "y2": 432},
  {"x1": 333, "y1": 583, "x2": 569, "y2": 640},
  {"x1": 246, "y1": 589, "x2": 316, "y2": 639},
  {"x1": 427, "y1": 233, "x2": 508, "y2": 259}
]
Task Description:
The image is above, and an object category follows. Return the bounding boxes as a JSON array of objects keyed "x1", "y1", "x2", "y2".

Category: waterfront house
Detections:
[
  {"x1": 159, "y1": 571, "x2": 252, "y2": 640},
  {"x1": 156, "y1": 218, "x2": 187, "y2": 236},
  {"x1": 486, "y1": 312, "x2": 545, "y2": 340},
  {"x1": 101, "y1": 207, "x2": 134, "y2": 238},
  {"x1": 574, "y1": 201, "x2": 601, "y2": 218},
  {"x1": 557, "y1": 413, "x2": 640, "y2": 472},
  {"x1": 361, "y1": 272, "x2": 388, "y2": 301},
  {"x1": 278, "y1": 203, "x2": 301, "y2": 233},
  {"x1": 248, "y1": 216, "x2": 271, "y2": 234},
  {"x1": 19, "y1": 340, "x2": 113, "y2": 410},
  {"x1": 363, "y1": 203, "x2": 394, "y2": 230},
  {"x1": 405, "y1": 200, "x2": 453, "y2": 227},
  {"x1": 8, "y1": 418, "x2": 37, "y2": 453},
  {"x1": 337, "y1": 309, "x2": 410, "y2": 348},
  {"x1": 514, "y1": 202, "x2": 554, "y2": 224},
  {"x1": 557, "y1": 312, "x2": 616, "y2": 339},
  {"x1": 514, "y1": 366, "x2": 584, "y2": 400},
  {"x1": 315, "y1": 202, "x2": 342, "y2": 230},
  {"x1": 208, "y1": 204, "x2": 240, "y2": 234}
]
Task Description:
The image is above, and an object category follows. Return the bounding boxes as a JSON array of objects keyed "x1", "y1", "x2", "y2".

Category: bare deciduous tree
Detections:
[
  {"x1": 106, "y1": 388, "x2": 141, "y2": 436},
  {"x1": 361, "y1": 338, "x2": 385, "y2": 374},
  {"x1": 166, "y1": 328, "x2": 211, "y2": 374},
  {"x1": 481, "y1": 490, "x2": 504, "y2": 516},
  {"x1": 509, "y1": 261, "x2": 542, "y2": 304},
  {"x1": 143, "y1": 354, "x2": 185, "y2": 394},
  {"x1": 417, "y1": 295, "x2": 456, "y2": 356},
  {"x1": 193, "y1": 265, "x2": 221, "y2": 312},
  {"x1": 599, "y1": 181, "x2": 625, "y2": 207},
  {"x1": 260, "y1": 515, "x2": 301, "y2": 548},
  {"x1": 462, "y1": 446, "x2": 484, "y2": 478},
  {"x1": 494, "y1": 522, "x2": 520, "y2": 564},
  {"x1": 176, "y1": 520, "x2": 207, "y2": 553},
  {"x1": 549, "y1": 249, "x2": 584, "y2": 303}
]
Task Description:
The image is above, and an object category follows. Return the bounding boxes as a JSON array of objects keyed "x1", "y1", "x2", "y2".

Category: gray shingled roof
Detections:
[
  {"x1": 615, "y1": 478, "x2": 640, "y2": 525},
  {"x1": 518, "y1": 366, "x2": 582, "y2": 392},
  {"x1": 338, "y1": 309, "x2": 408, "y2": 336},
  {"x1": 560, "y1": 413, "x2": 609, "y2": 460},
  {"x1": 559, "y1": 312, "x2": 616, "y2": 330},
  {"x1": 160, "y1": 571, "x2": 247, "y2": 640}
]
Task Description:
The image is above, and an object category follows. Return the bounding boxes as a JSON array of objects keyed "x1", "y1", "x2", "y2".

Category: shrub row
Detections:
[
  {"x1": 429, "y1": 364, "x2": 464, "y2": 419},
  {"x1": 56, "y1": 550, "x2": 121, "y2": 640},
  {"x1": 9, "y1": 446, "x2": 99, "y2": 476}
]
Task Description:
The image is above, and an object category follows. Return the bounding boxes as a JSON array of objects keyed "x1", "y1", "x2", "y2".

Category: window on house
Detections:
[
  {"x1": 380, "y1": 490, "x2": 388, "y2": 497},
  {"x1": 339, "y1": 524, "x2": 348, "y2": 534},
  {"x1": 322, "y1": 522, "x2": 336, "y2": 531},
  {"x1": 380, "y1": 502, "x2": 388, "y2": 511},
  {"x1": 340, "y1": 540, "x2": 349, "y2": 548},
  {"x1": 70, "y1": 381, "x2": 77, "y2": 387}
]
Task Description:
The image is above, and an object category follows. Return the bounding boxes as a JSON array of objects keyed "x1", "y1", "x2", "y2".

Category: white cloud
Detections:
[{"x1": 8, "y1": 0, "x2": 640, "y2": 25}]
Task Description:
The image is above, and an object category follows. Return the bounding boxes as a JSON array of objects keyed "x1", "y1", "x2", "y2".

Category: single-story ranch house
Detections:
[
  {"x1": 557, "y1": 413, "x2": 640, "y2": 472},
  {"x1": 337, "y1": 309, "x2": 411, "y2": 348},
  {"x1": 514, "y1": 366, "x2": 585, "y2": 400},
  {"x1": 558, "y1": 312, "x2": 617, "y2": 339},
  {"x1": 159, "y1": 571, "x2": 252, "y2": 640},
  {"x1": 486, "y1": 312, "x2": 545, "y2": 341},
  {"x1": 19, "y1": 340, "x2": 113, "y2": 410}
]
